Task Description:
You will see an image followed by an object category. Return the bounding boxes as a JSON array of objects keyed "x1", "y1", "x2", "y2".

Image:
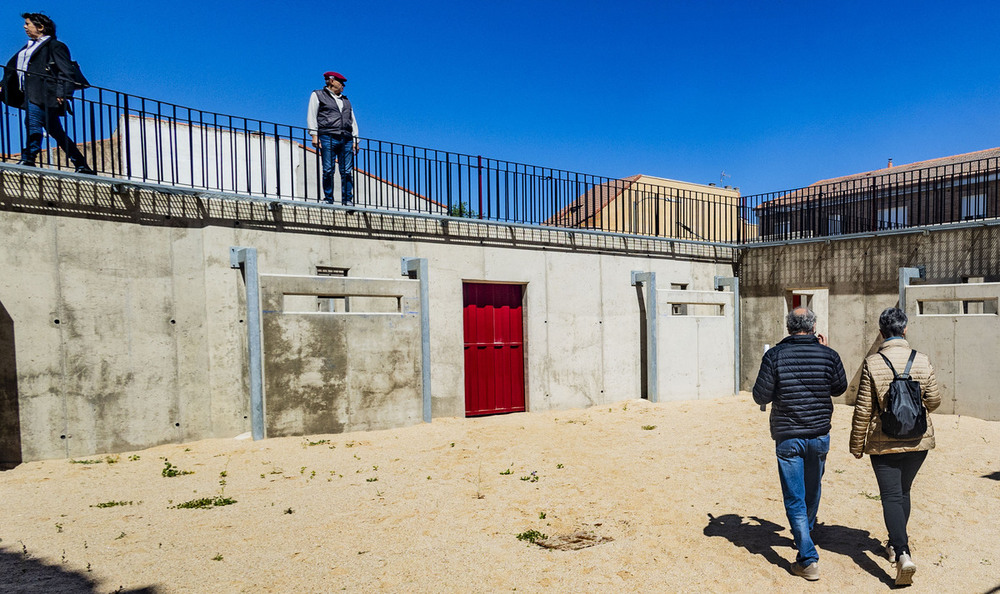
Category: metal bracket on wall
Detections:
[
  {"x1": 230, "y1": 247, "x2": 266, "y2": 441},
  {"x1": 714, "y1": 276, "x2": 740, "y2": 396},
  {"x1": 631, "y1": 271, "x2": 658, "y2": 403},
  {"x1": 898, "y1": 266, "x2": 926, "y2": 314},
  {"x1": 402, "y1": 258, "x2": 432, "y2": 423}
]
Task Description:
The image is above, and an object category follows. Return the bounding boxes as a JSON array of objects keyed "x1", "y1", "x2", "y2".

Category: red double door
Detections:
[{"x1": 462, "y1": 283, "x2": 525, "y2": 416}]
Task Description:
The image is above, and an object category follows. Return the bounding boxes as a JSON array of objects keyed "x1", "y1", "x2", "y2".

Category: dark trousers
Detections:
[
  {"x1": 870, "y1": 450, "x2": 928, "y2": 556},
  {"x1": 23, "y1": 101, "x2": 88, "y2": 168},
  {"x1": 318, "y1": 133, "x2": 354, "y2": 203}
]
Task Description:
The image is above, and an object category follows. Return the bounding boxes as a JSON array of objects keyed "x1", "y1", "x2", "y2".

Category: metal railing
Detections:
[
  {"x1": 0, "y1": 73, "x2": 748, "y2": 243},
  {"x1": 742, "y1": 155, "x2": 1000, "y2": 243},
  {"x1": 4, "y1": 71, "x2": 998, "y2": 245}
]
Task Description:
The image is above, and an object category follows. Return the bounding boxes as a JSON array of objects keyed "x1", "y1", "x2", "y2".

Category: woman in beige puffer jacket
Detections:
[{"x1": 849, "y1": 307, "x2": 940, "y2": 586}]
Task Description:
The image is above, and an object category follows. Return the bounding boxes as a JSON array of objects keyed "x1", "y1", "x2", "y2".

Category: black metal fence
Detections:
[
  {"x1": 741, "y1": 155, "x2": 1000, "y2": 242},
  {"x1": 3, "y1": 72, "x2": 998, "y2": 244},
  {"x1": 0, "y1": 74, "x2": 748, "y2": 242}
]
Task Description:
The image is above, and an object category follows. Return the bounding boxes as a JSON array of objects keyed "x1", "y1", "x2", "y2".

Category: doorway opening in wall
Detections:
[
  {"x1": 0, "y1": 299, "x2": 22, "y2": 469},
  {"x1": 785, "y1": 288, "x2": 829, "y2": 338},
  {"x1": 788, "y1": 292, "x2": 813, "y2": 311},
  {"x1": 463, "y1": 283, "x2": 526, "y2": 416}
]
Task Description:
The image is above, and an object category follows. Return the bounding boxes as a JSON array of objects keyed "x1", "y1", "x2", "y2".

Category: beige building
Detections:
[{"x1": 546, "y1": 174, "x2": 754, "y2": 242}]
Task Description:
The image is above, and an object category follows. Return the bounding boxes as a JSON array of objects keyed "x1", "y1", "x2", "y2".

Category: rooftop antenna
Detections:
[{"x1": 720, "y1": 170, "x2": 731, "y2": 184}]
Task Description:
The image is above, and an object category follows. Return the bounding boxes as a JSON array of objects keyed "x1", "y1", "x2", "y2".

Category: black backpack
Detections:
[{"x1": 876, "y1": 350, "x2": 927, "y2": 439}]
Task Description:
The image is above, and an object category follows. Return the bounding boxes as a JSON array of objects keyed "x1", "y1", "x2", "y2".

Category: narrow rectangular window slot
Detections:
[
  {"x1": 917, "y1": 298, "x2": 998, "y2": 316},
  {"x1": 282, "y1": 294, "x2": 402, "y2": 314},
  {"x1": 667, "y1": 303, "x2": 725, "y2": 317}
]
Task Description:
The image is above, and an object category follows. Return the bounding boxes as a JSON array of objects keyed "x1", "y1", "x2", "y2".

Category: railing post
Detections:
[
  {"x1": 631, "y1": 271, "x2": 658, "y2": 403},
  {"x1": 477, "y1": 155, "x2": 483, "y2": 220},
  {"x1": 715, "y1": 276, "x2": 740, "y2": 395},
  {"x1": 230, "y1": 247, "x2": 266, "y2": 440},
  {"x1": 402, "y1": 258, "x2": 432, "y2": 423}
]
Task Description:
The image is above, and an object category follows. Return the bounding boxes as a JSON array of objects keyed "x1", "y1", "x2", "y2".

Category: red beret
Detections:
[{"x1": 323, "y1": 71, "x2": 347, "y2": 82}]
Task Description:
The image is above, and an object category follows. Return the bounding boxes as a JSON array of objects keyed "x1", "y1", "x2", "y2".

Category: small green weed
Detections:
[
  {"x1": 212, "y1": 553, "x2": 224, "y2": 561},
  {"x1": 70, "y1": 458, "x2": 102, "y2": 465},
  {"x1": 162, "y1": 460, "x2": 193, "y2": 478},
  {"x1": 305, "y1": 439, "x2": 330, "y2": 447},
  {"x1": 556, "y1": 464, "x2": 564, "y2": 469},
  {"x1": 520, "y1": 472, "x2": 539, "y2": 483},
  {"x1": 516, "y1": 529, "x2": 547, "y2": 543},
  {"x1": 366, "y1": 477, "x2": 378, "y2": 482},
  {"x1": 861, "y1": 491, "x2": 881, "y2": 500},
  {"x1": 538, "y1": 512, "x2": 546, "y2": 519},
  {"x1": 641, "y1": 425, "x2": 656, "y2": 431},
  {"x1": 499, "y1": 468, "x2": 513, "y2": 475},
  {"x1": 128, "y1": 455, "x2": 141, "y2": 462},
  {"x1": 172, "y1": 496, "x2": 236, "y2": 509},
  {"x1": 284, "y1": 507, "x2": 294, "y2": 514},
  {"x1": 91, "y1": 501, "x2": 135, "y2": 508},
  {"x1": 55, "y1": 523, "x2": 63, "y2": 533}
]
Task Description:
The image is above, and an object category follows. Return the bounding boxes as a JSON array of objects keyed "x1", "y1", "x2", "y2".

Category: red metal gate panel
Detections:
[{"x1": 463, "y1": 283, "x2": 525, "y2": 416}]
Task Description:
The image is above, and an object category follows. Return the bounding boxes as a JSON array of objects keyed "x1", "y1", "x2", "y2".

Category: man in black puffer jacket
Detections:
[{"x1": 753, "y1": 307, "x2": 847, "y2": 581}]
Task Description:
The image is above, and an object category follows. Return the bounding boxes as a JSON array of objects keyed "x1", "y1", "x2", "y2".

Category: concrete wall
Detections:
[
  {"x1": 740, "y1": 225, "x2": 1000, "y2": 420},
  {"x1": 259, "y1": 275, "x2": 423, "y2": 436},
  {"x1": 0, "y1": 167, "x2": 736, "y2": 461},
  {"x1": 658, "y1": 288, "x2": 735, "y2": 400},
  {"x1": 905, "y1": 282, "x2": 1000, "y2": 419}
]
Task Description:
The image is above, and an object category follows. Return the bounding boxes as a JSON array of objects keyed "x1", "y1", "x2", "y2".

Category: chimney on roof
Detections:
[{"x1": 887, "y1": 158, "x2": 893, "y2": 168}]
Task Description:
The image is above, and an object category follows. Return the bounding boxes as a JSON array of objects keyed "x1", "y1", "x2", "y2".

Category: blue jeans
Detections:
[
  {"x1": 24, "y1": 101, "x2": 87, "y2": 167},
  {"x1": 318, "y1": 134, "x2": 354, "y2": 203},
  {"x1": 775, "y1": 434, "x2": 829, "y2": 566}
]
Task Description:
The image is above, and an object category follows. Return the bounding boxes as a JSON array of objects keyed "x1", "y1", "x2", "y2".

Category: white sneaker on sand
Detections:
[
  {"x1": 895, "y1": 552, "x2": 916, "y2": 586},
  {"x1": 885, "y1": 543, "x2": 896, "y2": 563},
  {"x1": 791, "y1": 561, "x2": 820, "y2": 581}
]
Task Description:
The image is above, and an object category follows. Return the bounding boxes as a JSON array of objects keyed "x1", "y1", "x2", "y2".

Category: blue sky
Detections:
[{"x1": 10, "y1": 0, "x2": 1000, "y2": 195}]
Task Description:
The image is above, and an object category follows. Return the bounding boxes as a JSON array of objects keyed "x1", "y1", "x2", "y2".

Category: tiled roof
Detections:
[
  {"x1": 812, "y1": 147, "x2": 1000, "y2": 185},
  {"x1": 545, "y1": 174, "x2": 641, "y2": 227},
  {"x1": 757, "y1": 147, "x2": 1000, "y2": 207}
]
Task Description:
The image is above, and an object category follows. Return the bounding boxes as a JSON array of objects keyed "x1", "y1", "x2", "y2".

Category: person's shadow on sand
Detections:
[
  {"x1": 703, "y1": 514, "x2": 794, "y2": 572},
  {"x1": 704, "y1": 514, "x2": 895, "y2": 586}
]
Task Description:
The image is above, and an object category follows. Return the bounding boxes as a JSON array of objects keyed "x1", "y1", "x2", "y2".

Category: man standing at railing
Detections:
[
  {"x1": 307, "y1": 71, "x2": 359, "y2": 206},
  {"x1": 0, "y1": 13, "x2": 94, "y2": 174}
]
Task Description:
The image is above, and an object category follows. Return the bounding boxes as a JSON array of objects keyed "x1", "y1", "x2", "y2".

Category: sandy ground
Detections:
[{"x1": 1, "y1": 393, "x2": 998, "y2": 593}]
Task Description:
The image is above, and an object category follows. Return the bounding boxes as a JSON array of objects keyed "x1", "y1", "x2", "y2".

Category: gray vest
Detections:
[{"x1": 314, "y1": 90, "x2": 354, "y2": 137}]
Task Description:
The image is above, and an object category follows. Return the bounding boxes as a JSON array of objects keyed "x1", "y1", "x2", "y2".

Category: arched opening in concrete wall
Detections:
[{"x1": 0, "y1": 299, "x2": 22, "y2": 469}]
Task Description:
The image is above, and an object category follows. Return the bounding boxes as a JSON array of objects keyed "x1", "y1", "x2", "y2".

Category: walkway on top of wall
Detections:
[{"x1": 0, "y1": 163, "x2": 738, "y2": 264}]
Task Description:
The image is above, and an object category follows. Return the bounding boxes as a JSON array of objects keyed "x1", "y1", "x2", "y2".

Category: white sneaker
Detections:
[
  {"x1": 791, "y1": 561, "x2": 820, "y2": 581},
  {"x1": 895, "y1": 552, "x2": 916, "y2": 586},
  {"x1": 885, "y1": 543, "x2": 896, "y2": 563}
]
